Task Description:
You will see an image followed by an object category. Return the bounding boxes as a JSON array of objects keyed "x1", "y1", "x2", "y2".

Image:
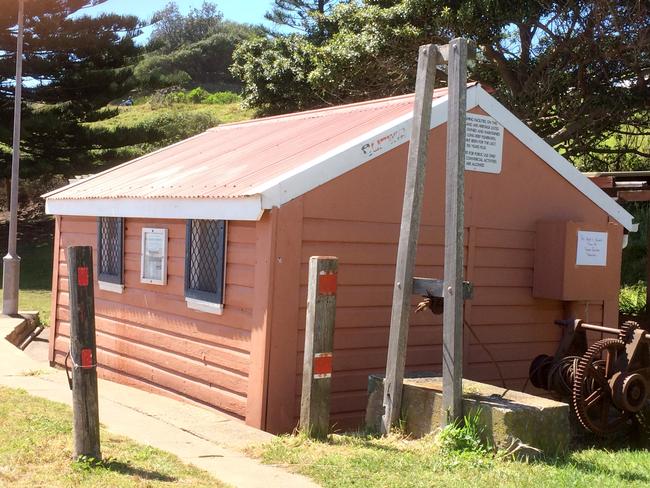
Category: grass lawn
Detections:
[
  {"x1": 0, "y1": 387, "x2": 224, "y2": 487},
  {"x1": 94, "y1": 100, "x2": 254, "y2": 130},
  {"x1": 254, "y1": 432, "x2": 650, "y2": 488}
]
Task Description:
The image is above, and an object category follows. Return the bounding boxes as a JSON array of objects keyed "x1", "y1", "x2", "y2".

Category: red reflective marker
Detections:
[
  {"x1": 77, "y1": 267, "x2": 89, "y2": 286},
  {"x1": 313, "y1": 352, "x2": 333, "y2": 379},
  {"x1": 80, "y1": 348, "x2": 93, "y2": 369},
  {"x1": 318, "y1": 273, "x2": 337, "y2": 295}
]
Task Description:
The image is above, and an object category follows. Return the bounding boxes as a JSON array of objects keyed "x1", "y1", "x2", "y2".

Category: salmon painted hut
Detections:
[{"x1": 44, "y1": 83, "x2": 636, "y2": 433}]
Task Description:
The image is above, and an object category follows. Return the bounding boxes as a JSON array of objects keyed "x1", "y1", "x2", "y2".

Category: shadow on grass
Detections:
[
  {"x1": 103, "y1": 459, "x2": 178, "y2": 482},
  {"x1": 74, "y1": 457, "x2": 177, "y2": 482},
  {"x1": 568, "y1": 458, "x2": 650, "y2": 483},
  {"x1": 533, "y1": 428, "x2": 650, "y2": 484}
]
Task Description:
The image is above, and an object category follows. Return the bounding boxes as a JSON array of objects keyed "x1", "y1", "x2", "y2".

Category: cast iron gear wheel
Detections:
[
  {"x1": 619, "y1": 321, "x2": 640, "y2": 342},
  {"x1": 573, "y1": 338, "x2": 633, "y2": 435}
]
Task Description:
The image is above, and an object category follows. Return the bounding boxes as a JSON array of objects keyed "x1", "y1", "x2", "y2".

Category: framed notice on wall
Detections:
[
  {"x1": 576, "y1": 230, "x2": 608, "y2": 266},
  {"x1": 141, "y1": 228, "x2": 168, "y2": 285}
]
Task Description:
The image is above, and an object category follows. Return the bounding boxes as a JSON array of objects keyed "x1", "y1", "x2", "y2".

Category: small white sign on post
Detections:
[
  {"x1": 465, "y1": 113, "x2": 503, "y2": 174},
  {"x1": 576, "y1": 231, "x2": 608, "y2": 266}
]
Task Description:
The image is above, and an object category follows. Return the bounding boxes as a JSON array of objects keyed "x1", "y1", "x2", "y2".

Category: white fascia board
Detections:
[
  {"x1": 255, "y1": 87, "x2": 481, "y2": 209},
  {"x1": 45, "y1": 196, "x2": 264, "y2": 221},
  {"x1": 475, "y1": 87, "x2": 636, "y2": 232}
]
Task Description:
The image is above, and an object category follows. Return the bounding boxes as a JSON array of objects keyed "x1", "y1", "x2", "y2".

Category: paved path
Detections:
[{"x1": 0, "y1": 325, "x2": 318, "y2": 488}]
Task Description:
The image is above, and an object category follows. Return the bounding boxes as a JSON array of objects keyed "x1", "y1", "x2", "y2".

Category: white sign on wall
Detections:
[
  {"x1": 141, "y1": 227, "x2": 168, "y2": 285},
  {"x1": 465, "y1": 113, "x2": 504, "y2": 174},
  {"x1": 576, "y1": 231, "x2": 608, "y2": 266}
]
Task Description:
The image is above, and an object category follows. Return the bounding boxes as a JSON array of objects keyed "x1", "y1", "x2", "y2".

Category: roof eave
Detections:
[{"x1": 45, "y1": 195, "x2": 264, "y2": 221}]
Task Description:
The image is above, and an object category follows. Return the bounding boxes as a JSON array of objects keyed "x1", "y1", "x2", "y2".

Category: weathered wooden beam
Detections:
[
  {"x1": 437, "y1": 42, "x2": 477, "y2": 63},
  {"x1": 67, "y1": 245, "x2": 101, "y2": 460},
  {"x1": 442, "y1": 37, "x2": 470, "y2": 426},
  {"x1": 617, "y1": 190, "x2": 650, "y2": 202},
  {"x1": 300, "y1": 256, "x2": 338, "y2": 439},
  {"x1": 381, "y1": 44, "x2": 438, "y2": 434},
  {"x1": 412, "y1": 277, "x2": 473, "y2": 299}
]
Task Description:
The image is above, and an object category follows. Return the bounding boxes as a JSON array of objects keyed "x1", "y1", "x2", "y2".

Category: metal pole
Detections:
[
  {"x1": 441, "y1": 37, "x2": 468, "y2": 426},
  {"x1": 3, "y1": 0, "x2": 24, "y2": 316}
]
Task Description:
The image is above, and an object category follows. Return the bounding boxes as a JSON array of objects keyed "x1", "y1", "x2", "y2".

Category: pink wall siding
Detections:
[
  {"x1": 267, "y1": 117, "x2": 622, "y2": 432},
  {"x1": 51, "y1": 216, "x2": 258, "y2": 419}
]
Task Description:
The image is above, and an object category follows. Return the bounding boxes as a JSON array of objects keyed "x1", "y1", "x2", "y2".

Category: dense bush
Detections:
[
  {"x1": 621, "y1": 203, "x2": 648, "y2": 286},
  {"x1": 158, "y1": 88, "x2": 241, "y2": 105},
  {"x1": 619, "y1": 282, "x2": 647, "y2": 316}
]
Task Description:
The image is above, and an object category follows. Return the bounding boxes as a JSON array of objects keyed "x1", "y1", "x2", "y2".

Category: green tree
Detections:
[
  {"x1": 265, "y1": 0, "x2": 342, "y2": 39},
  {"x1": 136, "y1": 1, "x2": 259, "y2": 90},
  {"x1": 0, "y1": 0, "x2": 142, "y2": 181},
  {"x1": 233, "y1": 0, "x2": 650, "y2": 170},
  {"x1": 149, "y1": 1, "x2": 223, "y2": 53}
]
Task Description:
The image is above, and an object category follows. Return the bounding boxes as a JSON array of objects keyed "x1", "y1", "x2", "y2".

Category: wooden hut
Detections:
[{"x1": 44, "y1": 84, "x2": 635, "y2": 433}]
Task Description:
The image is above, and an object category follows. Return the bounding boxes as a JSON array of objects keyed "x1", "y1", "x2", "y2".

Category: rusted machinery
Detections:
[{"x1": 529, "y1": 319, "x2": 650, "y2": 435}]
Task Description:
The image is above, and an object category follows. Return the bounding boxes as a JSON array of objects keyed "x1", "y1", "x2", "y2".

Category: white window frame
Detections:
[{"x1": 140, "y1": 227, "x2": 168, "y2": 285}]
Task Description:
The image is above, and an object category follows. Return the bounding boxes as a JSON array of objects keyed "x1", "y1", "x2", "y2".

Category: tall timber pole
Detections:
[{"x1": 3, "y1": 0, "x2": 24, "y2": 316}]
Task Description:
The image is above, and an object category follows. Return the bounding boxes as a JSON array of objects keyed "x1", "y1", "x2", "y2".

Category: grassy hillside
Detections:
[{"x1": 83, "y1": 88, "x2": 254, "y2": 168}]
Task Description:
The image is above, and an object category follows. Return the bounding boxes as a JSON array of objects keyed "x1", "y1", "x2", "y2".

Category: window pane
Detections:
[
  {"x1": 99, "y1": 217, "x2": 122, "y2": 281},
  {"x1": 188, "y1": 220, "x2": 222, "y2": 294}
]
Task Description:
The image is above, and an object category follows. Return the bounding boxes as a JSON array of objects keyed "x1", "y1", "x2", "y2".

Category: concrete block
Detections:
[{"x1": 365, "y1": 374, "x2": 570, "y2": 456}]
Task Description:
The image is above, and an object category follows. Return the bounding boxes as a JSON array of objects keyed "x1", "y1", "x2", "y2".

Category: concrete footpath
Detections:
[{"x1": 0, "y1": 331, "x2": 318, "y2": 488}]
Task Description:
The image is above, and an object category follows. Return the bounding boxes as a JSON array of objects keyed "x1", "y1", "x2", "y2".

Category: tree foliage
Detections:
[
  {"x1": 149, "y1": 1, "x2": 223, "y2": 53},
  {"x1": 0, "y1": 0, "x2": 141, "y2": 180},
  {"x1": 233, "y1": 0, "x2": 650, "y2": 170},
  {"x1": 265, "y1": 0, "x2": 341, "y2": 39},
  {"x1": 136, "y1": 1, "x2": 260, "y2": 90}
]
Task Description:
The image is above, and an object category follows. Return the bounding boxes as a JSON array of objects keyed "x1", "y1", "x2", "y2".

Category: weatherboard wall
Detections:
[
  {"x1": 49, "y1": 216, "x2": 260, "y2": 420},
  {"x1": 263, "y1": 112, "x2": 623, "y2": 433}
]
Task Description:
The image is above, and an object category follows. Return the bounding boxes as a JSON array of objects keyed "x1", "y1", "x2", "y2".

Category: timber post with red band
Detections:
[
  {"x1": 67, "y1": 246, "x2": 101, "y2": 461},
  {"x1": 300, "y1": 256, "x2": 338, "y2": 439}
]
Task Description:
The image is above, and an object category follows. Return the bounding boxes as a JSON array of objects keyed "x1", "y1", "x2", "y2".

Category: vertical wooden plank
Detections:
[
  {"x1": 265, "y1": 199, "x2": 304, "y2": 433},
  {"x1": 67, "y1": 245, "x2": 101, "y2": 460},
  {"x1": 442, "y1": 37, "x2": 468, "y2": 425},
  {"x1": 300, "y1": 256, "x2": 338, "y2": 439},
  {"x1": 48, "y1": 215, "x2": 61, "y2": 364},
  {"x1": 381, "y1": 44, "x2": 438, "y2": 433},
  {"x1": 245, "y1": 211, "x2": 276, "y2": 428}
]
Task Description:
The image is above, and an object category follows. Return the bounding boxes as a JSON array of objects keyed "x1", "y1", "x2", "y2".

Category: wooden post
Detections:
[
  {"x1": 67, "y1": 246, "x2": 101, "y2": 460},
  {"x1": 381, "y1": 44, "x2": 438, "y2": 434},
  {"x1": 442, "y1": 37, "x2": 468, "y2": 425},
  {"x1": 300, "y1": 256, "x2": 338, "y2": 439}
]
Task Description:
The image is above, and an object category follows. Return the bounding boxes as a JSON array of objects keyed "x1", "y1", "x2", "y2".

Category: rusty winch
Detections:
[{"x1": 529, "y1": 319, "x2": 650, "y2": 435}]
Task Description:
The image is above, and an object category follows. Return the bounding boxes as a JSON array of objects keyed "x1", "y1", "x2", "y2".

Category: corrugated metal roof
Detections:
[
  {"x1": 45, "y1": 88, "x2": 452, "y2": 202},
  {"x1": 43, "y1": 83, "x2": 636, "y2": 231}
]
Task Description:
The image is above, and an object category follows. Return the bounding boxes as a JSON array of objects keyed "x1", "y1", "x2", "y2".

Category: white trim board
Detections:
[
  {"x1": 473, "y1": 87, "x2": 635, "y2": 232},
  {"x1": 44, "y1": 84, "x2": 634, "y2": 231},
  {"x1": 45, "y1": 196, "x2": 264, "y2": 221},
  {"x1": 254, "y1": 84, "x2": 635, "y2": 231}
]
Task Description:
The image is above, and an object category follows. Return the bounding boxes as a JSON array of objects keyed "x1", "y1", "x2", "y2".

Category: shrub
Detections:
[
  {"x1": 436, "y1": 410, "x2": 488, "y2": 454},
  {"x1": 157, "y1": 89, "x2": 240, "y2": 105},
  {"x1": 619, "y1": 281, "x2": 647, "y2": 316},
  {"x1": 204, "y1": 91, "x2": 240, "y2": 104}
]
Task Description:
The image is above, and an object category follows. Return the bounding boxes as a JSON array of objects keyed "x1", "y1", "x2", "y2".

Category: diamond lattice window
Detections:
[
  {"x1": 98, "y1": 217, "x2": 123, "y2": 284},
  {"x1": 185, "y1": 220, "x2": 226, "y2": 304}
]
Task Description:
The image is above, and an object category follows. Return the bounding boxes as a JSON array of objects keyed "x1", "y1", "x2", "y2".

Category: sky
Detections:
[{"x1": 76, "y1": 0, "x2": 277, "y2": 41}]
